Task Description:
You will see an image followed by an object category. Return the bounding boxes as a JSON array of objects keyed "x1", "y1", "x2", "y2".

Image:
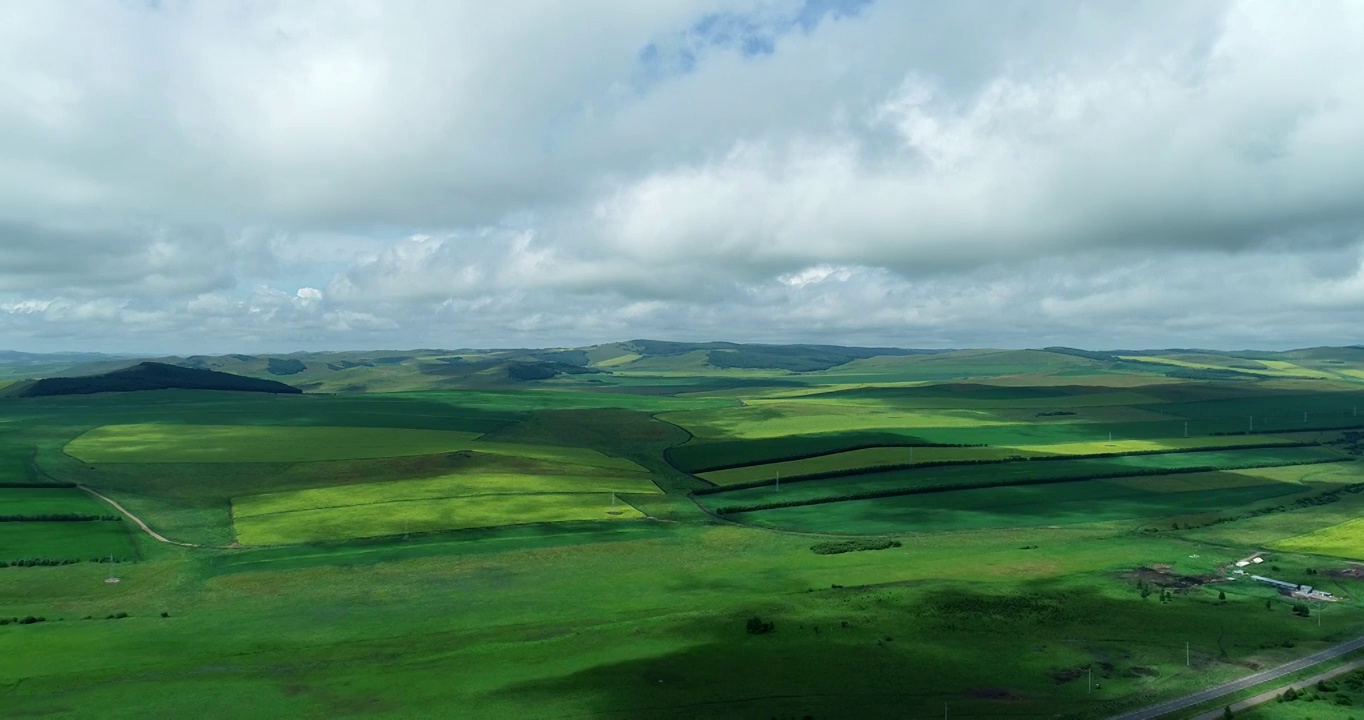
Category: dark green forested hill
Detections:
[{"x1": 2, "y1": 361, "x2": 301, "y2": 397}]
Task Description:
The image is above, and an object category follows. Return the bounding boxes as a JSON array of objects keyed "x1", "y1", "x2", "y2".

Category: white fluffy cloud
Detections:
[{"x1": 1, "y1": 0, "x2": 1363, "y2": 353}]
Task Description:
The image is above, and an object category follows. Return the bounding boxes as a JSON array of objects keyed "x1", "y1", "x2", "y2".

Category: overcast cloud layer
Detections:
[{"x1": 2, "y1": 0, "x2": 1363, "y2": 353}]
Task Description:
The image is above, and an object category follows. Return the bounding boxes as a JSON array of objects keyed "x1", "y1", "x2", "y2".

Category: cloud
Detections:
[{"x1": 1, "y1": 1, "x2": 1362, "y2": 353}]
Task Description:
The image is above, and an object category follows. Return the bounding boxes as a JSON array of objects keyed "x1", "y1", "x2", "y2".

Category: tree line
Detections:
[{"x1": 0, "y1": 513, "x2": 122, "y2": 522}]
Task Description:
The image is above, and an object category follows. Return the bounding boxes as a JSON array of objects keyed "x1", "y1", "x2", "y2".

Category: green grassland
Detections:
[
  {"x1": 67, "y1": 423, "x2": 644, "y2": 470},
  {"x1": 3, "y1": 344, "x2": 1364, "y2": 719},
  {"x1": 729, "y1": 472, "x2": 1313, "y2": 534},
  {"x1": 0, "y1": 487, "x2": 110, "y2": 515},
  {"x1": 234, "y1": 492, "x2": 647, "y2": 545},
  {"x1": 698, "y1": 446, "x2": 1342, "y2": 512},
  {"x1": 0, "y1": 521, "x2": 135, "y2": 562},
  {"x1": 232, "y1": 467, "x2": 661, "y2": 545}
]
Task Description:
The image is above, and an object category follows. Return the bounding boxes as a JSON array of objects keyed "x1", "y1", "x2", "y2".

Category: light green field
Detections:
[
  {"x1": 699, "y1": 446, "x2": 1041, "y2": 485},
  {"x1": 1003, "y1": 435, "x2": 1304, "y2": 455},
  {"x1": 234, "y1": 492, "x2": 645, "y2": 545},
  {"x1": 234, "y1": 470, "x2": 661, "y2": 519},
  {"x1": 67, "y1": 424, "x2": 643, "y2": 470},
  {"x1": 1274, "y1": 518, "x2": 1364, "y2": 560},
  {"x1": 232, "y1": 464, "x2": 661, "y2": 545},
  {"x1": 662, "y1": 402, "x2": 1015, "y2": 440}
]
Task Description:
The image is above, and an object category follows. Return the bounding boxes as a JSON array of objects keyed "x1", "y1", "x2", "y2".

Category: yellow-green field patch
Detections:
[
  {"x1": 67, "y1": 424, "x2": 643, "y2": 471},
  {"x1": 233, "y1": 492, "x2": 644, "y2": 545},
  {"x1": 1004, "y1": 435, "x2": 1300, "y2": 455},
  {"x1": 1273, "y1": 518, "x2": 1364, "y2": 560},
  {"x1": 662, "y1": 403, "x2": 1015, "y2": 440},
  {"x1": 593, "y1": 352, "x2": 642, "y2": 367},
  {"x1": 234, "y1": 470, "x2": 660, "y2": 519},
  {"x1": 698, "y1": 446, "x2": 1042, "y2": 485}
]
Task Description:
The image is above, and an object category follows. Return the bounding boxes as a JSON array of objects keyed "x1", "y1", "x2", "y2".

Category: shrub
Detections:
[
  {"x1": 810, "y1": 538, "x2": 901, "y2": 555},
  {"x1": 746, "y1": 616, "x2": 775, "y2": 635}
]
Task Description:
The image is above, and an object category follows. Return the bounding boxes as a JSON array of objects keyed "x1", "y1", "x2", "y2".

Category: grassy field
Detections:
[
  {"x1": 0, "y1": 521, "x2": 135, "y2": 561},
  {"x1": 729, "y1": 471, "x2": 1311, "y2": 534},
  {"x1": 232, "y1": 468, "x2": 661, "y2": 545},
  {"x1": 1274, "y1": 519, "x2": 1364, "y2": 561},
  {"x1": 234, "y1": 492, "x2": 647, "y2": 545},
  {"x1": 67, "y1": 423, "x2": 644, "y2": 470},
  {"x1": 697, "y1": 446, "x2": 1342, "y2": 512},
  {"x1": 698, "y1": 445, "x2": 1044, "y2": 484},
  {"x1": 3, "y1": 347, "x2": 1364, "y2": 719},
  {"x1": 0, "y1": 487, "x2": 109, "y2": 515}
]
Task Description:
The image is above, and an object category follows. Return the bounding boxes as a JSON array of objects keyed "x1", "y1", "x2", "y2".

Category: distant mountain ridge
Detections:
[
  {"x1": 3, "y1": 341, "x2": 1363, "y2": 395},
  {"x1": 2, "y1": 362, "x2": 302, "y2": 398}
]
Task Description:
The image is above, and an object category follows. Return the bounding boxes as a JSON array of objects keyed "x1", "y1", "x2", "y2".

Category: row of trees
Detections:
[{"x1": 0, "y1": 513, "x2": 121, "y2": 522}]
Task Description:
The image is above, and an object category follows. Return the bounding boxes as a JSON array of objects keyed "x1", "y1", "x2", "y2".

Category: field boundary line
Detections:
[{"x1": 75, "y1": 484, "x2": 200, "y2": 548}]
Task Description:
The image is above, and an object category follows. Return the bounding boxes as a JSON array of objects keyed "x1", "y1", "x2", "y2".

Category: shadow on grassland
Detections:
[{"x1": 487, "y1": 580, "x2": 1273, "y2": 719}]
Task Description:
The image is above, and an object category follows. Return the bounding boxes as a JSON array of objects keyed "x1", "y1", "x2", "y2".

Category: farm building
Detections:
[{"x1": 1251, "y1": 575, "x2": 1310, "y2": 593}]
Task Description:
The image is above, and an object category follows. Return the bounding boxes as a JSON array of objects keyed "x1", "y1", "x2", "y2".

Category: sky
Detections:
[{"x1": 2, "y1": 0, "x2": 1364, "y2": 354}]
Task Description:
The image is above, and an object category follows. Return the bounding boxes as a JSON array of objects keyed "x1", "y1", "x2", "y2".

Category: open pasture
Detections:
[
  {"x1": 731, "y1": 470, "x2": 1311, "y2": 534},
  {"x1": 233, "y1": 491, "x2": 646, "y2": 545},
  {"x1": 231, "y1": 461, "x2": 661, "y2": 545},
  {"x1": 660, "y1": 401, "x2": 1017, "y2": 441},
  {"x1": 796, "y1": 383, "x2": 1165, "y2": 409},
  {"x1": 0, "y1": 487, "x2": 108, "y2": 516},
  {"x1": 699, "y1": 445, "x2": 1044, "y2": 485},
  {"x1": 234, "y1": 468, "x2": 660, "y2": 519},
  {"x1": 1274, "y1": 518, "x2": 1364, "y2": 560},
  {"x1": 698, "y1": 435, "x2": 1319, "y2": 486},
  {"x1": 67, "y1": 423, "x2": 644, "y2": 470},
  {"x1": 0, "y1": 521, "x2": 133, "y2": 561},
  {"x1": 698, "y1": 445, "x2": 1341, "y2": 511}
]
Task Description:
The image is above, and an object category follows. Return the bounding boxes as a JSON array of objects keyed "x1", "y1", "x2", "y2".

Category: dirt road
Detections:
[{"x1": 77, "y1": 484, "x2": 199, "y2": 548}]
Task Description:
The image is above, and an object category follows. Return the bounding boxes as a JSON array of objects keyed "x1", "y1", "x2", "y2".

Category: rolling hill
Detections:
[{"x1": 2, "y1": 361, "x2": 302, "y2": 397}]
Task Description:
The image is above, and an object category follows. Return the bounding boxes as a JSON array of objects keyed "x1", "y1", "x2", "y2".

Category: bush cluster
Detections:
[
  {"x1": 0, "y1": 556, "x2": 126, "y2": 568},
  {"x1": 745, "y1": 616, "x2": 775, "y2": 634},
  {"x1": 0, "y1": 616, "x2": 46, "y2": 626},
  {"x1": 0, "y1": 513, "x2": 121, "y2": 523},
  {"x1": 809, "y1": 538, "x2": 902, "y2": 555}
]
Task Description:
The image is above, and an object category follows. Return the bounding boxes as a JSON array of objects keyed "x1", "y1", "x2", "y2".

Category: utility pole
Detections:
[
  {"x1": 1249, "y1": 416, "x2": 1254, "y2": 432},
  {"x1": 403, "y1": 519, "x2": 409, "y2": 541},
  {"x1": 1304, "y1": 411, "x2": 1309, "y2": 424},
  {"x1": 1088, "y1": 666, "x2": 1093, "y2": 694},
  {"x1": 1186, "y1": 641, "x2": 1190, "y2": 667},
  {"x1": 775, "y1": 470, "x2": 780, "y2": 492},
  {"x1": 1184, "y1": 421, "x2": 1189, "y2": 438}
]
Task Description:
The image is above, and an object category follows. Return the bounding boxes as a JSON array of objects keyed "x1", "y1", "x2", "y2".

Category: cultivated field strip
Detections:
[{"x1": 697, "y1": 446, "x2": 1344, "y2": 515}]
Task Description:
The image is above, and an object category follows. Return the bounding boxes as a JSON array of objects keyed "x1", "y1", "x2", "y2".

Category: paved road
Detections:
[
  {"x1": 1188, "y1": 657, "x2": 1364, "y2": 720},
  {"x1": 1109, "y1": 635, "x2": 1364, "y2": 720}
]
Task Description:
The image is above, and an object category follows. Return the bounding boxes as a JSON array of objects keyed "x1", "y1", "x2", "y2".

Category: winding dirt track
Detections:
[{"x1": 76, "y1": 484, "x2": 199, "y2": 548}]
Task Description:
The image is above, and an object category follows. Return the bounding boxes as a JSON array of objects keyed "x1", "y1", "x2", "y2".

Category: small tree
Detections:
[
  {"x1": 1219, "y1": 590, "x2": 1227, "y2": 601},
  {"x1": 1223, "y1": 705, "x2": 1234, "y2": 719}
]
